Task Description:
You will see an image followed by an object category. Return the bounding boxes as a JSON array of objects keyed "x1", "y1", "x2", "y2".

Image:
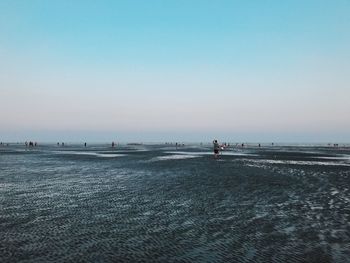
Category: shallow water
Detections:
[{"x1": 1, "y1": 144, "x2": 350, "y2": 262}]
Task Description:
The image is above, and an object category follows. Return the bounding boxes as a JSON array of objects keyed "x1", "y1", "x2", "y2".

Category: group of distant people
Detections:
[
  {"x1": 0, "y1": 141, "x2": 118, "y2": 148},
  {"x1": 2, "y1": 140, "x2": 345, "y2": 152},
  {"x1": 211, "y1": 140, "x2": 346, "y2": 158},
  {"x1": 25, "y1": 141, "x2": 37, "y2": 147},
  {"x1": 212, "y1": 140, "x2": 268, "y2": 158},
  {"x1": 54, "y1": 142, "x2": 117, "y2": 147},
  {"x1": 56, "y1": 142, "x2": 117, "y2": 147}
]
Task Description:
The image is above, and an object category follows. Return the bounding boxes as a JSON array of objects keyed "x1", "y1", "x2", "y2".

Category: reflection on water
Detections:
[{"x1": 1, "y1": 144, "x2": 350, "y2": 262}]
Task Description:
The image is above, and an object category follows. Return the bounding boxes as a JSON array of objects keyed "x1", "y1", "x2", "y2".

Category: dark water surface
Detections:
[{"x1": 1, "y1": 143, "x2": 350, "y2": 262}]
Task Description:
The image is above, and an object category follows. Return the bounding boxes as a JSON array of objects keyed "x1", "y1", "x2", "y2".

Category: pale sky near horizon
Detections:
[{"x1": 1, "y1": 0, "x2": 349, "y2": 142}]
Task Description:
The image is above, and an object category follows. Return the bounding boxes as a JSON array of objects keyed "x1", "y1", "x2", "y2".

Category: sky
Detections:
[{"x1": 0, "y1": 0, "x2": 349, "y2": 142}]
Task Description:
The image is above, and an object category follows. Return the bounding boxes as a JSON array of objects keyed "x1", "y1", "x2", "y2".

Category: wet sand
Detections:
[{"x1": 1, "y1": 144, "x2": 350, "y2": 262}]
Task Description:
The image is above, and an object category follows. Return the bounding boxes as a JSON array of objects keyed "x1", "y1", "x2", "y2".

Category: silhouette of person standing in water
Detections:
[{"x1": 213, "y1": 139, "x2": 220, "y2": 158}]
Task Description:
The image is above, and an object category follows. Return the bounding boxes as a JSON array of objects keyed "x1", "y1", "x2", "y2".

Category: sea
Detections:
[{"x1": 1, "y1": 143, "x2": 350, "y2": 262}]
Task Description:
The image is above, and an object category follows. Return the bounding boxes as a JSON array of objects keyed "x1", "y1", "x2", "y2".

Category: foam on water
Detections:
[
  {"x1": 318, "y1": 155, "x2": 350, "y2": 162},
  {"x1": 153, "y1": 154, "x2": 200, "y2": 161},
  {"x1": 165, "y1": 151, "x2": 255, "y2": 156},
  {"x1": 51, "y1": 150, "x2": 126, "y2": 158},
  {"x1": 245, "y1": 159, "x2": 350, "y2": 167}
]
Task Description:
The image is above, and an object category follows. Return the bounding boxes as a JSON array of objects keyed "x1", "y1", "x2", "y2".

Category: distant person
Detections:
[
  {"x1": 34, "y1": 142, "x2": 37, "y2": 146},
  {"x1": 258, "y1": 143, "x2": 261, "y2": 148},
  {"x1": 112, "y1": 142, "x2": 115, "y2": 147},
  {"x1": 213, "y1": 139, "x2": 220, "y2": 158},
  {"x1": 62, "y1": 142, "x2": 64, "y2": 146},
  {"x1": 57, "y1": 142, "x2": 59, "y2": 146},
  {"x1": 84, "y1": 142, "x2": 87, "y2": 147}
]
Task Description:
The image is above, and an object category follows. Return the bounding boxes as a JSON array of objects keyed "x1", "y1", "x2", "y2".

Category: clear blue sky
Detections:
[{"x1": 1, "y1": 0, "x2": 349, "y2": 142}]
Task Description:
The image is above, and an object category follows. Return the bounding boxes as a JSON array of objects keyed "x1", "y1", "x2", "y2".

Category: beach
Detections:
[{"x1": 1, "y1": 143, "x2": 350, "y2": 262}]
